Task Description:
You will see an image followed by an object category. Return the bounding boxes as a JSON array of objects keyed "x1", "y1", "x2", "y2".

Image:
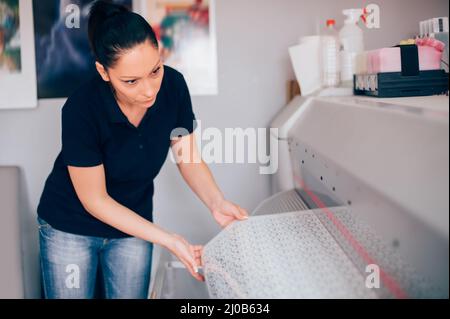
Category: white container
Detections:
[
  {"x1": 289, "y1": 36, "x2": 322, "y2": 96},
  {"x1": 339, "y1": 9, "x2": 364, "y2": 86},
  {"x1": 321, "y1": 19, "x2": 340, "y2": 87}
]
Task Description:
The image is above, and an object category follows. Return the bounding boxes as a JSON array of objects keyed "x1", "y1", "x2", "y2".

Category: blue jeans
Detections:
[{"x1": 38, "y1": 217, "x2": 153, "y2": 299}]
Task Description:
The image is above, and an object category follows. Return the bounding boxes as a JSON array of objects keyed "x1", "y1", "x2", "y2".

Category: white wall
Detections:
[{"x1": 0, "y1": 0, "x2": 448, "y2": 298}]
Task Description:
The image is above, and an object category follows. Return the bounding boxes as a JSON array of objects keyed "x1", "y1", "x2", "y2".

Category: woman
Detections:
[{"x1": 37, "y1": 0, "x2": 248, "y2": 299}]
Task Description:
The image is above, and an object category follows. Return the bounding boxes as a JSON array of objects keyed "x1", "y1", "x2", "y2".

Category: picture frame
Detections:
[
  {"x1": 0, "y1": 0, "x2": 37, "y2": 109},
  {"x1": 136, "y1": 0, "x2": 218, "y2": 96},
  {"x1": 33, "y1": 0, "x2": 133, "y2": 99}
]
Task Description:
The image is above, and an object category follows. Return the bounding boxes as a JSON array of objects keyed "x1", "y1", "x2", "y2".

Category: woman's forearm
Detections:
[
  {"x1": 177, "y1": 160, "x2": 224, "y2": 212},
  {"x1": 84, "y1": 194, "x2": 203, "y2": 280},
  {"x1": 85, "y1": 195, "x2": 173, "y2": 248}
]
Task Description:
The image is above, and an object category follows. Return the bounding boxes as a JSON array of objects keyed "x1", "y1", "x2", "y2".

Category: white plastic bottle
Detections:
[
  {"x1": 321, "y1": 19, "x2": 340, "y2": 87},
  {"x1": 339, "y1": 9, "x2": 364, "y2": 86}
]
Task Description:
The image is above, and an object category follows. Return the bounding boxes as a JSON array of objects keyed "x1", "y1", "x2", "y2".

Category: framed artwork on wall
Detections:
[
  {"x1": 32, "y1": 0, "x2": 133, "y2": 99},
  {"x1": 0, "y1": 0, "x2": 37, "y2": 109},
  {"x1": 137, "y1": 0, "x2": 218, "y2": 96}
]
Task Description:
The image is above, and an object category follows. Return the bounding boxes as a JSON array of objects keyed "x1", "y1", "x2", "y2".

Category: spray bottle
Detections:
[{"x1": 339, "y1": 9, "x2": 365, "y2": 86}]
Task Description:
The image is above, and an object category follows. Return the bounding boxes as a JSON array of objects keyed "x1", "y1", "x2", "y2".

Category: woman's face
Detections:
[{"x1": 97, "y1": 39, "x2": 164, "y2": 110}]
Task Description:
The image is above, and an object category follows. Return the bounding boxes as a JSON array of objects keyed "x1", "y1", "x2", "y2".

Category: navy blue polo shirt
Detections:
[{"x1": 37, "y1": 65, "x2": 196, "y2": 238}]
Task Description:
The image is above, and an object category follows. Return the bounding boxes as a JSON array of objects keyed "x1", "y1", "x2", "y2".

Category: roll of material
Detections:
[{"x1": 202, "y1": 208, "x2": 442, "y2": 299}]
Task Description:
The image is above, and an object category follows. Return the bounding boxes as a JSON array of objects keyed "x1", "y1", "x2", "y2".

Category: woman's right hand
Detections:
[{"x1": 165, "y1": 233, "x2": 204, "y2": 282}]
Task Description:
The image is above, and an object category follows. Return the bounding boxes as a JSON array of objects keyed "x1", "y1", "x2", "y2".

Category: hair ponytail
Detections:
[{"x1": 87, "y1": 0, "x2": 158, "y2": 69}]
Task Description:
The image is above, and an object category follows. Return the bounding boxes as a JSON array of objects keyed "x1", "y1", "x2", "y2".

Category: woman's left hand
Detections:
[{"x1": 211, "y1": 198, "x2": 249, "y2": 227}]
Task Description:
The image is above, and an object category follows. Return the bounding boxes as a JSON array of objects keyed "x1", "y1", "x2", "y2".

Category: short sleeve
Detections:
[
  {"x1": 172, "y1": 74, "x2": 197, "y2": 138},
  {"x1": 61, "y1": 103, "x2": 103, "y2": 167}
]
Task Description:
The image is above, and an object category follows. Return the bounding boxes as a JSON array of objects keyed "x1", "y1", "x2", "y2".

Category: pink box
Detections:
[{"x1": 364, "y1": 39, "x2": 444, "y2": 74}]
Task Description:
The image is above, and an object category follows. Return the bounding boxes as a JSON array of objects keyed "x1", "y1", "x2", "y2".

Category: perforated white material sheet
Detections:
[{"x1": 202, "y1": 208, "x2": 437, "y2": 299}]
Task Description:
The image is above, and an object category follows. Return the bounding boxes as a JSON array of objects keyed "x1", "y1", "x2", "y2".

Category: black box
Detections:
[{"x1": 354, "y1": 70, "x2": 449, "y2": 98}]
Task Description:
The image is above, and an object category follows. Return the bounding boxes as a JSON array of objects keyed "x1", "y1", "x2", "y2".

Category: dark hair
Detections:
[{"x1": 88, "y1": 0, "x2": 158, "y2": 69}]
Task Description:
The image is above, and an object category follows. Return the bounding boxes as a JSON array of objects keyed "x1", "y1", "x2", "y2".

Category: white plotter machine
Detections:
[{"x1": 151, "y1": 93, "x2": 449, "y2": 299}]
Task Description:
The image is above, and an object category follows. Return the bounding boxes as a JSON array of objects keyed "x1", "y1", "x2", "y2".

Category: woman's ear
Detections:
[{"x1": 95, "y1": 62, "x2": 110, "y2": 82}]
